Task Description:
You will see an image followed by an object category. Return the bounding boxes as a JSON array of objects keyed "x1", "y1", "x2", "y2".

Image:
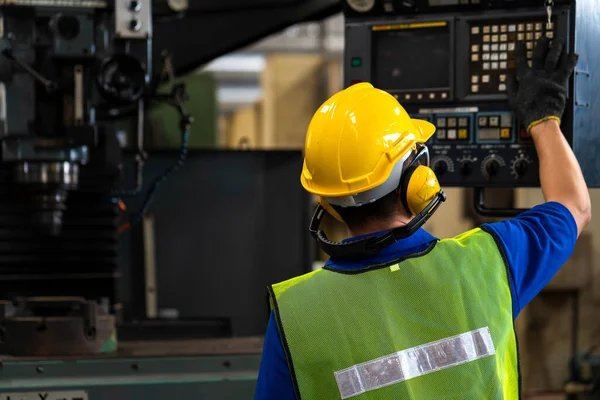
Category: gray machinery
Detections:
[
  {"x1": 0, "y1": 0, "x2": 340, "y2": 399},
  {"x1": 343, "y1": 0, "x2": 600, "y2": 214}
]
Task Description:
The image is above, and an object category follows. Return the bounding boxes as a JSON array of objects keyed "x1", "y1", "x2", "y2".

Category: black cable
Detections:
[{"x1": 127, "y1": 126, "x2": 190, "y2": 228}]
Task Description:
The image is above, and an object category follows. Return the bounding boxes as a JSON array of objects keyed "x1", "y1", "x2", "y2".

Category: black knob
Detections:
[
  {"x1": 460, "y1": 161, "x2": 472, "y2": 176},
  {"x1": 128, "y1": 0, "x2": 141, "y2": 11},
  {"x1": 513, "y1": 159, "x2": 528, "y2": 177},
  {"x1": 55, "y1": 15, "x2": 80, "y2": 40},
  {"x1": 433, "y1": 161, "x2": 448, "y2": 176},
  {"x1": 485, "y1": 159, "x2": 500, "y2": 177},
  {"x1": 128, "y1": 19, "x2": 141, "y2": 31}
]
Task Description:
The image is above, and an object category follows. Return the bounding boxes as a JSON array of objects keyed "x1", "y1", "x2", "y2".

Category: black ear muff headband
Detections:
[
  {"x1": 309, "y1": 144, "x2": 445, "y2": 260},
  {"x1": 309, "y1": 190, "x2": 446, "y2": 260}
]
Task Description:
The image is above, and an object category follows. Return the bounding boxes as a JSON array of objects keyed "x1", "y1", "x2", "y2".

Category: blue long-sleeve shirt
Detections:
[{"x1": 255, "y1": 201, "x2": 578, "y2": 399}]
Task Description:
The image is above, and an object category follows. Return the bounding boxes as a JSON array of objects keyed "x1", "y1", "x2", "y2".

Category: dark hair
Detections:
[
  {"x1": 331, "y1": 189, "x2": 404, "y2": 229},
  {"x1": 331, "y1": 151, "x2": 417, "y2": 229}
]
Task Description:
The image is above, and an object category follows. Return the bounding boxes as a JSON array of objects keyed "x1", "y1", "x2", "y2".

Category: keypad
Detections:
[
  {"x1": 477, "y1": 113, "x2": 514, "y2": 141},
  {"x1": 469, "y1": 19, "x2": 555, "y2": 95},
  {"x1": 436, "y1": 116, "x2": 472, "y2": 141}
]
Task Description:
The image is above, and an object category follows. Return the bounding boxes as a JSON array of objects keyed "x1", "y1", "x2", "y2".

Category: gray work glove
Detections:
[{"x1": 507, "y1": 36, "x2": 578, "y2": 133}]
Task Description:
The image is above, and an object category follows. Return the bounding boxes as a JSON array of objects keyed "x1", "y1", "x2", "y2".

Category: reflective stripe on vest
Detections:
[{"x1": 269, "y1": 227, "x2": 520, "y2": 399}]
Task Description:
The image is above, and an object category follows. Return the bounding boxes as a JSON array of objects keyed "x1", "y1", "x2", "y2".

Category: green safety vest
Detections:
[{"x1": 269, "y1": 227, "x2": 520, "y2": 399}]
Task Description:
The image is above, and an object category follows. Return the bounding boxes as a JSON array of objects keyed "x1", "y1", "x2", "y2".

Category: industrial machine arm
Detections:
[{"x1": 152, "y1": 0, "x2": 342, "y2": 75}]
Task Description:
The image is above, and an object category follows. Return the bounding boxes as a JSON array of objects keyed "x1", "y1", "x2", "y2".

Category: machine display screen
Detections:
[{"x1": 372, "y1": 24, "x2": 450, "y2": 91}]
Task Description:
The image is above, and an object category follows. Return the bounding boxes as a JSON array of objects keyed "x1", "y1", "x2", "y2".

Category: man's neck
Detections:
[{"x1": 348, "y1": 214, "x2": 413, "y2": 237}]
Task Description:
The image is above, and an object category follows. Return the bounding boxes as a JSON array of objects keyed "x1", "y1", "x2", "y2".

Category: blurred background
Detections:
[{"x1": 141, "y1": 11, "x2": 600, "y2": 396}]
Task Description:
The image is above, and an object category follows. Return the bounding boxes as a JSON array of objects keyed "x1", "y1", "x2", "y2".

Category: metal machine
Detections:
[
  {"x1": 343, "y1": 0, "x2": 600, "y2": 213},
  {"x1": 0, "y1": 0, "x2": 339, "y2": 398}
]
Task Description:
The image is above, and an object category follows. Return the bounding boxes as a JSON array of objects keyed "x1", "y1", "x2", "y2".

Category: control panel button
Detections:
[
  {"x1": 447, "y1": 118, "x2": 457, "y2": 128},
  {"x1": 458, "y1": 117, "x2": 468, "y2": 127},
  {"x1": 437, "y1": 117, "x2": 446, "y2": 127},
  {"x1": 500, "y1": 114, "x2": 513, "y2": 127},
  {"x1": 351, "y1": 57, "x2": 362, "y2": 67},
  {"x1": 437, "y1": 129, "x2": 447, "y2": 139},
  {"x1": 500, "y1": 128, "x2": 511, "y2": 139},
  {"x1": 458, "y1": 129, "x2": 468, "y2": 139},
  {"x1": 480, "y1": 128, "x2": 499, "y2": 140},
  {"x1": 478, "y1": 116, "x2": 488, "y2": 127},
  {"x1": 447, "y1": 129, "x2": 457, "y2": 139},
  {"x1": 520, "y1": 127, "x2": 530, "y2": 139},
  {"x1": 489, "y1": 116, "x2": 499, "y2": 127}
]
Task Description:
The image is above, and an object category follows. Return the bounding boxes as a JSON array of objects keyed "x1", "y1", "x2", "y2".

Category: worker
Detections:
[{"x1": 255, "y1": 36, "x2": 591, "y2": 399}]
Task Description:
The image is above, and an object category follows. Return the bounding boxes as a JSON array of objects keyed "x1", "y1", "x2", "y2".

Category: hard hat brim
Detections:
[{"x1": 411, "y1": 118, "x2": 436, "y2": 142}]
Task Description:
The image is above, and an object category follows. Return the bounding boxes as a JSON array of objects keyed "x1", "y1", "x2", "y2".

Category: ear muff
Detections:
[
  {"x1": 400, "y1": 165, "x2": 441, "y2": 215},
  {"x1": 319, "y1": 197, "x2": 344, "y2": 223}
]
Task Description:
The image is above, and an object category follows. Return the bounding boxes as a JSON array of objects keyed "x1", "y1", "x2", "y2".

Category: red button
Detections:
[{"x1": 519, "y1": 127, "x2": 529, "y2": 139}]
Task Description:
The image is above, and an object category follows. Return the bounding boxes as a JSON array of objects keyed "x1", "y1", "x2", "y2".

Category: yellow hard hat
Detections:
[{"x1": 300, "y1": 82, "x2": 436, "y2": 208}]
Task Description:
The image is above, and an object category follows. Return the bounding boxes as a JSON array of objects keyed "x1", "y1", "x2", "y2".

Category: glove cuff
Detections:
[{"x1": 526, "y1": 116, "x2": 561, "y2": 134}]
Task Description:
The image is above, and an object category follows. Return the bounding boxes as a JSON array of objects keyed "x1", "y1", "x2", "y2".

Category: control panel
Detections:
[
  {"x1": 343, "y1": 0, "x2": 600, "y2": 188},
  {"x1": 469, "y1": 19, "x2": 554, "y2": 95}
]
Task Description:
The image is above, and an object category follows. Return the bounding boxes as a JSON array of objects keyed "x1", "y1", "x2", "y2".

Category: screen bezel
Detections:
[{"x1": 368, "y1": 18, "x2": 455, "y2": 102}]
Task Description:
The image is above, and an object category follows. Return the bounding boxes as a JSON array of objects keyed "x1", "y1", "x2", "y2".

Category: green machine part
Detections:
[{"x1": 147, "y1": 71, "x2": 218, "y2": 149}]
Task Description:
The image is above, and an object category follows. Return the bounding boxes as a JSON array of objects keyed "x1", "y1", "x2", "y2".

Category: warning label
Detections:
[{"x1": 0, "y1": 391, "x2": 88, "y2": 400}]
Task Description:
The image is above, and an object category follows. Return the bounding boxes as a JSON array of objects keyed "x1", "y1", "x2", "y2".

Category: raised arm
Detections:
[{"x1": 508, "y1": 37, "x2": 591, "y2": 235}]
